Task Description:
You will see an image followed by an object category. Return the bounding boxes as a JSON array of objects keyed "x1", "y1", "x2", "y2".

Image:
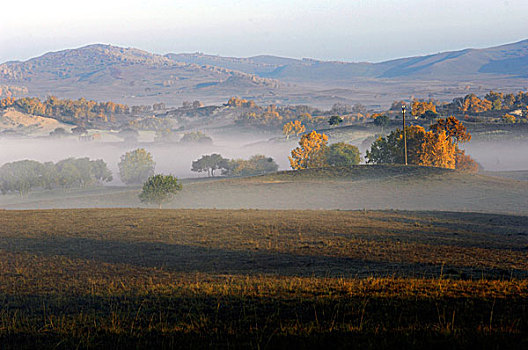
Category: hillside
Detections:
[
  {"x1": 0, "y1": 44, "x2": 284, "y2": 106},
  {"x1": 2, "y1": 165, "x2": 527, "y2": 214},
  {"x1": 0, "y1": 108, "x2": 72, "y2": 135},
  {"x1": 169, "y1": 39, "x2": 528, "y2": 82},
  {"x1": 1, "y1": 40, "x2": 527, "y2": 107}
]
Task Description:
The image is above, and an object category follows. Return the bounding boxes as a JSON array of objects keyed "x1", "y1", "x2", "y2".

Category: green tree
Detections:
[
  {"x1": 118, "y1": 149, "x2": 155, "y2": 185},
  {"x1": 71, "y1": 126, "x2": 88, "y2": 135},
  {"x1": 191, "y1": 154, "x2": 229, "y2": 177},
  {"x1": 40, "y1": 161, "x2": 59, "y2": 190},
  {"x1": 325, "y1": 142, "x2": 361, "y2": 167},
  {"x1": 49, "y1": 127, "x2": 69, "y2": 138},
  {"x1": 55, "y1": 158, "x2": 112, "y2": 188},
  {"x1": 56, "y1": 161, "x2": 83, "y2": 189},
  {"x1": 180, "y1": 131, "x2": 213, "y2": 144},
  {"x1": 118, "y1": 128, "x2": 139, "y2": 144},
  {"x1": 328, "y1": 115, "x2": 343, "y2": 126},
  {"x1": 0, "y1": 160, "x2": 42, "y2": 196},
  {"x1": 139, "y1": 174, "x2": 182, "y2": 208},
  {"x1": 223, "y1": 155, "x2": 279, "y2": 176},
  {"x1": 421, "y1": 110, "x2": 439, "y2": 121},
  {"x1": 373, "y1": 115, "x2": 390, "y2": 132},
  {"x1": 365, "y1": 126, "x2": 426, "y2": 165}
]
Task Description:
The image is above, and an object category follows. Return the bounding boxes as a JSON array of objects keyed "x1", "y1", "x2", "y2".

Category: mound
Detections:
[
  {"x1": 1, "y1": 165, "x2": 527, "y2": 214},
  {"x1": 0, "y1": 108, "x2": 72, "y2": 134},
  {"x1": 255, "y1": 165, "x2": 454, "y2": 182}
]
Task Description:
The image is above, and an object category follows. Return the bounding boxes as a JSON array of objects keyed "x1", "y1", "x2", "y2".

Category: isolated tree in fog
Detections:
[
  {"x1": 139, "y1": 174, "x2": 182, "y2": 208},
  {"x1": 191, "y1": 154, "x2": 229, "y2": 177},
  {"x1": 328, "y1": 115, "x2": 343, "y2": 126},
  {"x1": 118, "y1": 148, "x2": 155, "y2": 185},
  {"x1": 71, "y1": 126, "x2": 88, "y2": 135},
  {"x1": 49, "y1": 127, "x2": 69, "y2": 138},
  {"x1": 289, "y1": 130, "x2": 329, "y2": 170},
  {"x1": 118, "y1": 128, "x2": 139, "y2": 144},
  {"x1": 325, "y1": 142, "x2": 361, "y2": 167},
  {"x1": 180, "y1": 131, "x2": 213, "y2": 144}
]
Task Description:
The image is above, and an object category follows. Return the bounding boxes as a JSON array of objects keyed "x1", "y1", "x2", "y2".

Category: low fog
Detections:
[
  {"x1": 1, "y1": 133, "x2": 528, "y2": 182},
  {"x1": 1, "y1": 131, "x2": 527, "y2": 214},
  {"x1": 0, "y1": 131, "x2": 296, "y2": 184}
]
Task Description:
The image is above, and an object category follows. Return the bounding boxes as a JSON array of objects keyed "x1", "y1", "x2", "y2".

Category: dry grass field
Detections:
[
  {"x1": 0, "y1": 208, "x2": 527, "y2": 348},
  {"x1": 1, "y1": 165, "x2": 527, "y2": 215}
]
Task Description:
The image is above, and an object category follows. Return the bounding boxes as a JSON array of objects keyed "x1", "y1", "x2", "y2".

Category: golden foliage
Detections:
[
  {"x1": 289, "y1": 130, "x2": 329, "y2": 169},
  {"x1": 430, "y1": 116, "x2": 471, "y2": 144},
  {"x1": 502, "y1": 114, "x2": 516, "y2": 123},
  {"x1": 283, "y1": 120, "x2": 306, "y2": 139},
  {"x1": 226, "y1": 97, "x2": 257, "y2": 108},
  {"x1": 459, "y1": 94, "x2": 492, "y2": 113},
  {"x1": 0, "y1": 97, "x2": 15, "y2": 109},
  {"x1": 419, "y1": 130, "x2": 456, "y2": 169},
  {"x1": 367, "y1": 117, "x2": 477, "y2": 171},
  {"x1": 411, "y1": 101, "x2": 436, "y2": 116},
  {"x1": 455, "y1": 149, "x2": 479, "y2": 173}
]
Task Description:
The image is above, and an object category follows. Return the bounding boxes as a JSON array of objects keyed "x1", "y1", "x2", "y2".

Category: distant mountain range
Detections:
[
  {"x1": 1, "y1": 40, "x2": 527, "y2": 108},
  {"x1": 170, "y1": 39, "x2": 528, "y2": 82}
]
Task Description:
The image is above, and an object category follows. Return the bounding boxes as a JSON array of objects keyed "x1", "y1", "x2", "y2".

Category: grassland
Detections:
[
  {"x1": 0, "y1": 208, "x2": 527, "y2": 348},
  {"x1": 1, "y1": 165, "x2": 527, "y2": 215}
]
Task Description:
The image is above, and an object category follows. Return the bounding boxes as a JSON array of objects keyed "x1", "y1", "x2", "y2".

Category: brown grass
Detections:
[{"x1": 0, "y1": 208, "x2": 527, "y2": 348}]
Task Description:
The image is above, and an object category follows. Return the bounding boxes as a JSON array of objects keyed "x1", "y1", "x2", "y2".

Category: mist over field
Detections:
[
  {"x1": 1, "y1": 132, "x2": 528, "y2": 187},
  {"x1": 0, "y1": 132, "x2": 295, "y2": 184},
  {"x1": 2, "y1": 2, "x2": 528, "y2": 347}
]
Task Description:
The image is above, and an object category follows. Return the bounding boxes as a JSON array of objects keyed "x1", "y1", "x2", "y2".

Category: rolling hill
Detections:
[
  {"x1": 1, "y1": 40, "x2": 527, "y2": 107},
  {"x1": 0, "y1": 44, "x2": 284, "y2": 106},
  {"x1": 1, "y1": 165, "x2": 527, "y2": 214},
  {"x1": 171, "y1": 39, "x2": 528, "y2": 83}
]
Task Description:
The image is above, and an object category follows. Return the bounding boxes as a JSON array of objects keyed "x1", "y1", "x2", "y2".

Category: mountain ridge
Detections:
[{"x1": 1, "y1": 40, "x2": 527, "y2": 107}]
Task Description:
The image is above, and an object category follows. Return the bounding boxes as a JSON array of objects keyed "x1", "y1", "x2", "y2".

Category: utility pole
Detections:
[{"x1": 402, "y1": 104, "x2": 408, "y2": 165}]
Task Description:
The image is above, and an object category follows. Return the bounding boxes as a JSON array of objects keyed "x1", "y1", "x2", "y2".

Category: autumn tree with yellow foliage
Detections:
[
  {"x1": 366, "y1": 117, "x2": 477, "y2": 172},
  {"x1": 289, "y1": 130, "x2": 329, "y2": 169},
  {"x1": 283, "y1": 120, "x2": 306, "y2": 140},
  {"x1": 430, "y1": 116, "x2": 471, "y2": 144},
  {"x1": 419, "y1": 130, "x2": 456, "y2": 168},
  {"x1": 411, "y1": 101, "x2": 437, "y2": 117}
]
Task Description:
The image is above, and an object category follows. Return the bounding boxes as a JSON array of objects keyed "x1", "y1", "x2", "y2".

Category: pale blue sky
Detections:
[{"x1": 1, "y1": 0, "x2": 527, "y2": 63}]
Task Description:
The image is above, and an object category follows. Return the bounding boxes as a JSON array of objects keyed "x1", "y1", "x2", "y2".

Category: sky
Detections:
[{"x1": 1, "y1": 0, "x2": 527, "y2": 63}]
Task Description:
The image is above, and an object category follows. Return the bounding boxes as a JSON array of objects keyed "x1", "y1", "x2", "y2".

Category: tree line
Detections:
[
  {"x1": 0, "y1": 96, "x2": 128, "y2": 124},
  {"x1": 407, "y1": 91, "x2": 528, "y2": 117},
  {"x1": 191, "y1": 154, "x2": 279, "y2": 177},
  {"x1": 0, "y1": 158, "x2": 112, "y2": 196},
  {"x1": 286, "y1": 116, "x2": 477, "y2": 172}
]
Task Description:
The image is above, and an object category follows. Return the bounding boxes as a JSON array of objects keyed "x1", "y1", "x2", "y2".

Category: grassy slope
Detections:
[
  {"x1": 0, "y1": 208, "x2": 527, "y2": 348},
  {"x1": 1, "y1": 165, "x2": 527, "y2": 214}
]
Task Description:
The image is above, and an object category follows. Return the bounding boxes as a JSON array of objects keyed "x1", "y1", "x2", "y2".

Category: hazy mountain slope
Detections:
[
  {"x1": 1, "y1": 40, "x2": 527, "y2": 107},
  {"x1": 169, "y1": 39, "x2": 528, "y2": 82},
  {"x1": 377, "y1": 39, "x2": 528, "y2": 79},
  {"x1": 0, "y1": 44, "x2": 284, "y2": 105}
]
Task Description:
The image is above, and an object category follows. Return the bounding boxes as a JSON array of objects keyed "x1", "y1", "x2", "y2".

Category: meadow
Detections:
[
  {"x1": 1, "y1": 166, "x2": 527, "y2": 216},
  {"x1": 0, "y1": 208, "x2": 527, "y2": 348}
]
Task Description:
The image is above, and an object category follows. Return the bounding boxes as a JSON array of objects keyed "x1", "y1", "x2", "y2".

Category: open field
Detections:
[
  {"x1": 0, "y1": 208, "x2": 527, "y2": 348},
  {"x1": 1, "y1": 166, "x2": 527, "y2": 215}
]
